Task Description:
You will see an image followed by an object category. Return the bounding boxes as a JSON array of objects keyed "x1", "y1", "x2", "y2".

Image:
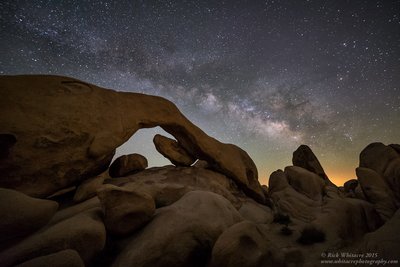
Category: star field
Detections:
[{"x1": 1, "y1": 0, "x2": 399, "y2": 185}]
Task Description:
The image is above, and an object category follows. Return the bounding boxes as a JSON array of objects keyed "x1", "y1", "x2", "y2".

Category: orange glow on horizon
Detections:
[{"x1": 260, "y1": 168, "x2": 356, "y2": 187}]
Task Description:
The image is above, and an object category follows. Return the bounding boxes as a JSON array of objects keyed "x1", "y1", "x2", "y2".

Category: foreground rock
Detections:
[
  {"x1": 356, "y1": 167, "x2": 397, "y2": 221},
  {"x1": 210, "y1": 221, "x2": 287, "y2": 267},
  {"x1": 153, "y1": 134, "x2": 196, "y2": 166},
  {"x1": 0, "y1": 75, "x2": 264, "y2": 203},
  {"x1": 0, "y1": 209, "x2": 106, "y2": 267},
  {"x1": 97, "y1": 184, "x2": 155, "y2": 236},
  {"x1": 108, "y1": 166, "x2": 246, "y2": 209},
  {"x1": 359, "y1": 142, "x2": 400, "y2": 205},
  {"x1": 15, "y1": 249, "x2": 84, "y2": 267},
  {"x1": 108, "y1": 154, "x2": 148, "y2": 178},
  {"x1": 0, "y1": 188, "x2": 58, "y2": 245},
  {"x1": 112, "y1": 191, "x2": 243, "y2": 267}
]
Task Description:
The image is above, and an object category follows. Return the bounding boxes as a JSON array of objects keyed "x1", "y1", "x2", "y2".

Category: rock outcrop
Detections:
[
  {"x1": 112, "y1": 191, "x2": 243, "y2": 267},
  {"x1": 0, "y1": 188, "x2": 58, "y2": 246},
  {"x1": 0, "y1": 75, "x2": 398, "y2": 267},
  {"x1": 359, "y1": 142, "x2": 400, "y2": 205},
  {"x1": 0, "y1": 75, "x2": 264, "y2": 203},
  {"x1": 356, "y1": 167, "x2": 397, "y2": 221},
  {"x1": 292, "y1": 144, "x2": 330, "y2": 182}
]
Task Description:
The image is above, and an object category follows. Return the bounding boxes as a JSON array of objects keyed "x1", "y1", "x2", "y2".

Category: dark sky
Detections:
[{"x1": 1, "y1": 0, "x2": 399, "y2": 185}]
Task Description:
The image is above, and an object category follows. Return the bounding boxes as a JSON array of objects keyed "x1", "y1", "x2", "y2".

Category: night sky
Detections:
[{"x1": 1, "y1": 0, "x2": 399, "y2": 185}]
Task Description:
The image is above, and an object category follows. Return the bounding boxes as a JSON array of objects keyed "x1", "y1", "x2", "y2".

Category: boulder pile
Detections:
[{"x1": 0, "y1": 75, "x2": 398, "y2": 266}]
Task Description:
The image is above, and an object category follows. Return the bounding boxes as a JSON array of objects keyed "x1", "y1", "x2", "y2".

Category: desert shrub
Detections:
[{"x1": 297, "y1": 226, "x2": 326, "y2": 245}]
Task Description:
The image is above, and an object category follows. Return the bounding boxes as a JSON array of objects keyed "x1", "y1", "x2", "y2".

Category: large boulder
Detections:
[
  {"x1": 284, "y1": 166, "x2": 325, "y2": 202},
  {"x1": 112, "y1": 191, "x2": 243, "y2": 267},
  {"x1": 73, "y1": 171, "x2": 109, "y2": 203},
  {"x1": 0, "y1": 209, "x2": 106, "y2": 267},
  {"x1": 238, "y1": 200, "x2": 273, "y2": 224},
  {"x1": 108, "y1": 166, "x2": 246, "y2": 209},
  {"x1": 357, "y1": 209, "x2": 400, "y2": 260},
  {"x1": 0, "y1": 75, "x2": 264, "y2": 203},
  {"x1": 209, "y1": 221, "x2": 287, "y2": 267},
  {"x1": 97, "y1": 184, "x2": 155, "y2": 236},
  {"x1": 0, "y1": 188, "x2": 58, "y2": 245},
  {"x1": 292, "y1": 145, "x2": 330, "y2": 182},
  {"x1": 153, "y1": 134, "x2": 196, "y2": 166},
  {"x1": 108, "y1": 153, "x2": 148, "y2": 178},
  {"x1": 14, "y1": 249, "x2": 84, "y2": 267},
  {"x1": 359, "y1": 142, "x2": 400, "y2": 204},
  {"x1": 356, "y1": 167, "x2": 397, "y2": 221}
]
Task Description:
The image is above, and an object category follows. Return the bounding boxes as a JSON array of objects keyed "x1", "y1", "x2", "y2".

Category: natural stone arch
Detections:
[{"x1": 0, "y1": 75, "x2": 265, "y2": 203}]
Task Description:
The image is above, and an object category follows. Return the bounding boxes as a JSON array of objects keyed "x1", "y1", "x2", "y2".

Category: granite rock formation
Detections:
[
  {"x1": 0, "y1": 75, "x2": 398, "y2": 266},
  {"x1": 0, "y1": 75, "x2": 264, "y2": 202}
]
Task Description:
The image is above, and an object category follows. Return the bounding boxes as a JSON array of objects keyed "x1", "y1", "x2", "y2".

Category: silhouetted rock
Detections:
[
  {"x1": 292, "y1": 145, "x2": 330, "y2": 182},
  {"x1": 343, "y1": 179, "x2": 358, "y2": 193},
  {"x1": 112, "y1": 191, "x2": 242, "y2": 267},
  {"x1": 109, "y1": 153, "x2": 147, "y2": 178},
  {"x1": 389, "y1": 144, "x2": 400, "y2": 154},
  {"x1": 153, "y1": 134, "x2": 196, "y2": 166},
  {"x1": 356, "y1": 167, "x2": 397, "y2": 221},
  {"x1": 0, "y1": 188, "x2": 58, "y2": 245},
  {"x1": 0, "y1": 75, "x2": 264, "y2": 203},
  {"x1": 97, "y1": 184, "x2": 155, "y2": 236},
  {"x1": 14, "y1": 249, "x2": 84, "y2": 267}
]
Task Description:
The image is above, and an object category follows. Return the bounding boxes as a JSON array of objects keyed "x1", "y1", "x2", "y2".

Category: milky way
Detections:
[{"x1": 1, "y1": 0, "x2": 399, "y2": 185}]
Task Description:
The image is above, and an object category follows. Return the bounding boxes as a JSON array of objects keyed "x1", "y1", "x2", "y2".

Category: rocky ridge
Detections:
[{"x1": 0, "y1": 75, "x2": 399, "y2": 267}]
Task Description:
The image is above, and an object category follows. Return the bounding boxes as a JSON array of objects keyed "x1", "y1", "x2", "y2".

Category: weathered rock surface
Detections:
[
  {"x1": 112, "y1": 191, "x2": 243, "y2": 267},
  {"x1": 97, "y1": 184, "x2": 155, "y2": 236},
  {"x1": 73, "y1": 171, "x2": 108, "y2": 203},
  {"x1": 153, "y1": 134, "x2": 196, "y2": 166},
  {"x1": 292, "y1": 145, "x2": 330, "y2": 182},
  {"x1": 0, "y1": 75, "x2": 399, "y2": 267},
  {"x1": 285, "y1": 166, "x2": 325, "y2": 202},
  {"x1": 14, "y1": 249, "x2": 84, "y2": 267},
  {"x1": 356, "y1": 167, "x2": 397, "y2": 221},
  {"x1": 0, "y1": 75, "x2": 264, "y2": 202},
  {"x1": 359, "y1": 142, "x2": 400, "y2": 204},
  {"x1": 209, "y1": 221, "x2": 286, "y2": 267},
  {"x1": 0, "y1": 188, "x2": 58, "y2": 245},
  {"x1": 238, "y1": 200, "x2": 273, "y2": 224},
  {"x1": 108, "y1": 166, "x2": 246, "y2": 209},
  {"x1": 357, "y1": 209, "x2": 400, "y2": 260},
  {"x1": 0, "y1": 209, "x2": 106, "y2": 267},
  {"x1": 109, "y1": 153, "x2": 147, "y2": 178}
]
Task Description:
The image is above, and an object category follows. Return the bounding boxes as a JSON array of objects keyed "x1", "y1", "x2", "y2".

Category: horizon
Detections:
[{"x1": 1, "y1": 0, "x2": 399, "y2": 187}]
